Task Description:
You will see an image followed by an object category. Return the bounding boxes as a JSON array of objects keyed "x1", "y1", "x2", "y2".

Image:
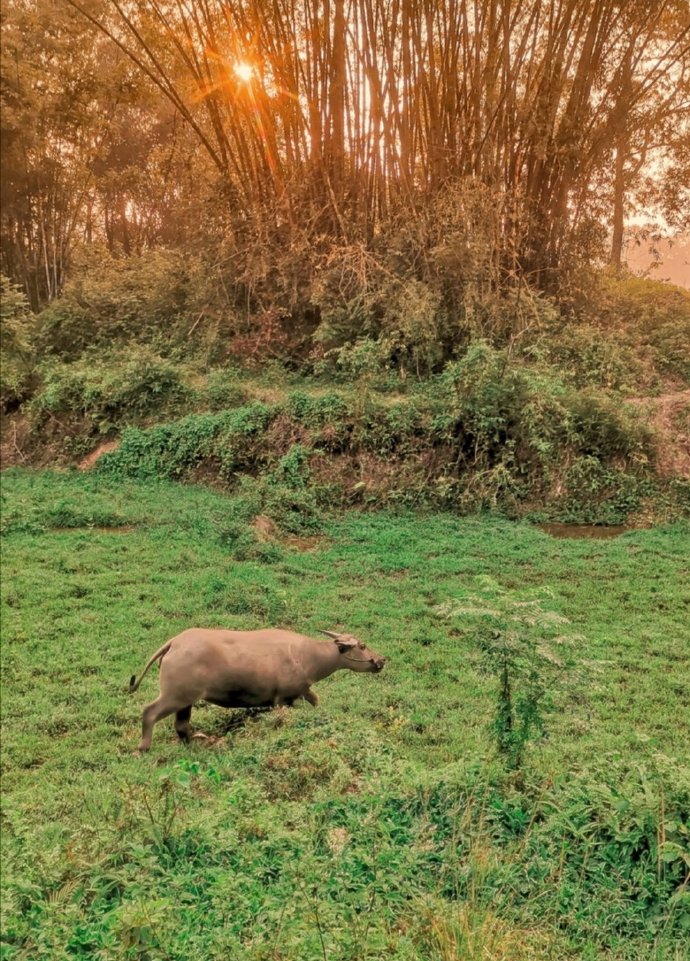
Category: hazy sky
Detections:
[{"x1": 626, "y1": 234, "x2": 690, "y2": 289}]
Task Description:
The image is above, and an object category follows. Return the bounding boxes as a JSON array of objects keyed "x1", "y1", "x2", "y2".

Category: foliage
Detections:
[
  {"x1": 97, "y1": 403, "x2": 275, "y2": 478},
  {"x1": 312, "y1": 243, "x2": 451, "y2": 377},
  {"x1": 591, "y1": 273, "x2": 690, "y2": 384},
  {"x1": 78, "y1": 344, "x2": 674, "y2": 524},
  {"x1": 314, "y1": 337, "x2": 397, "y2": 383},
  {"x1": 29, "y1": 345, "x2": 192, "y2": 433},
  {"x1": 0, "y1": 274, "x2": 37, "y2": 410},
  {"x1": 434, "y1": 343, "x2": 654, "y2": 514},
  {"x1": 555, "y1": 458, "x2": 656, "y2": 525},
  {"x1": 530, "y1": 325, "x2": 650, "y2": 393},
  {"x1": 1, "y1": 2, "x2": 204, "y2": 307},
  {"x1": 202, "y1": 366, "x2": 249, "y2": 411},
  {"x1": 436, "y1": 577, "x2": 582, "y2": 770},
  {"x1": 284, "y1": 390, "x2": 354, "y2": 435},
  {"x1": 644, "y1": 317, "x2": 690, "y2": 384},
  {"x1": 1, "y1": 470, "x2": 689, "y2": 959},
  {"x1": 34, "y1": 249, "x2": 202, "y2": 358},
  {"x1": 4, "y1": 268, "x2": 687, "y2": 527},
  {"x1": 595, "y1": 272, "x2": 690, "y2": 330}
]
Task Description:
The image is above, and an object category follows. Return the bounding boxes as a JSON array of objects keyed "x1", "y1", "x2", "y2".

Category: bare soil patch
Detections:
[
  {"x1": 538, "y1": 523, "x2": 629, "y2": 539},
  {"x1": 252, "y1": 513, "x2": 325, "y2": 552},
  {"x1": 78, "y1": 440, "x2": 120, "y2": 471}
]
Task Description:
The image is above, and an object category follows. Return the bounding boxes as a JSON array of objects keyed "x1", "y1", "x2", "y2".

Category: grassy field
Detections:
[{"x1": 1, "y1": 469, "x2": 689, "y2": 960}]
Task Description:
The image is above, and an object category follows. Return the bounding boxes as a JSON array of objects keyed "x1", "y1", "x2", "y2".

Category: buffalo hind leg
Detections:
[
  {"x1": 138, "y1": 697, "x2": 179, "y2": 752},
  {"x1": 174, "y1": 705, "x2": 193, "y2": 743}
]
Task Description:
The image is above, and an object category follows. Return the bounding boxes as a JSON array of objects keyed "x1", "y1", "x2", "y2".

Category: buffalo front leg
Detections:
[
  {"x1": 174, "y1": 705, "x2": 193, "y2": 743},
  {"x1": 138, "y1": 697, "x2": 179, "y2": 752},
  {"x1": 303, "y1": 688, "x2": 319, "y2": 707}
]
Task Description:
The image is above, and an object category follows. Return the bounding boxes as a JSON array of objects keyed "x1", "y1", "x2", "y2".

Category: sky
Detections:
[{"x1": 626, "y1": 233, "x2": 690, "y2": 289}]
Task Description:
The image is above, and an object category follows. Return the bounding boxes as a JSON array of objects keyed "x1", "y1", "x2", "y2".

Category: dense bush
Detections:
[
  {"x1": 7, "y1": 261, "x2": 686, "y2": 522},
  {"x1": 591, "y1": 272, "x2": 690, "y2": 384},
  {"x1": 531, "y1": 324, "x2": 651, "y2": 392},
  {"x1": 433, "y1": 343, "x2": 651, "y2": 492},
  {"x1": 644, "y1": 316, "x2": 690, "y2": 382},
  {"x1": 0, "y1": 275, "x2": 37, "y2": 410},
  {"x1": 202, "y1": 367, "x2": 250, "y2": 411},
  {"x1": 557, "y1": 458, "x2": 656, "y2": 524},
  {"x1": 29, "y1": 346, "x2": 193, "y2": 433},
  {"x1": 33, "y1": 249, "x2": 204, "y2": 359},
  {"x1": 595, "y1": 271, "x2": 690, "y2": 330},
  {"x1": 313, "y1": 337, "x2": 399, "y2": 385},
  {"x1": 97, "y1": 403, "x2": 276, "y2": 478}
]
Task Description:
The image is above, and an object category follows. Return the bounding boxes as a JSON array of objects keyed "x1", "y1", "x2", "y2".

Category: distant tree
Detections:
[
  {"x1": 0, "y1": 0, "x2": 203, "y2": 305},
  {"x1": 604, "y1": 3, "x2": 690, "y2": 270}
]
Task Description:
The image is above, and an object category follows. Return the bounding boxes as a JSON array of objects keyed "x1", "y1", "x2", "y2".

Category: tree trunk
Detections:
[{"x1": 610, "y1": 138, "x2": 626, "y2": 271}]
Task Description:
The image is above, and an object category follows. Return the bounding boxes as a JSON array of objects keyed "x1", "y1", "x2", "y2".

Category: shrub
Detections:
[
  {"x1": 355, "y1": 398, "x2": 429, "y2": 457},
  {"x1": 595, "y1": 272, "x2": 690, "y2": 331},
  {"x1": 532, "y1": 324, "x2": 649, "y2": 392},
  {"x1": 30, "y1": 346, "x2": 192, "y2": 433},
  {"x1": 591, "y1": 272, "x2": 690, "y2": 385},
  {"x1": 270, "y1": 444, "x2": 311, "y2": 489},
  {"x1": 215, "y1": 403, "x2": 278, "y2": 478},
  {"x1": 426, "y1": 344, "x2": 660, "y2": 518},
  {"x1": 260, "y1": 481, "x2": 324, "y2": 534},
  {"x1": 556, "y1": 457, "x2": 656, "y2": 524},
  {"x1": 0, "y1": 275, "x2": 38, "y2": 410},
  {"x1": 285, "y1": 391, "x2": 352, "y2": 429},
  {"x1": 436, "y1": 344, "x2": 571, "y2": 481},
  {"x1": 284, "y1": 391, "x2": 355, "y2": 453},
  {"x1": 314, "y1": 337, "x2": 397, "y2": 383},
  {"x1": 34, "y1": 248, "x2": 199, "y2": 358},
  {"x1": 644, "y1": 317, "x2": 690, "y2": 382},
  {"x1": 202, "y1": 367, "x2": 249, "y2": 411},
  {"x1": 567, "y1": 391, "x2": 652, "y2": 463},
  {"x1": 97, "y1": 403, "x2": 276, "y2": 479},
  {"x1": 310, "y1": 190, "x2": 512, "y2": 377}
]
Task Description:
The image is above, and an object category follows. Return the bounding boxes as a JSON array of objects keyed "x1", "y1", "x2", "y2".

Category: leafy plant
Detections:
[
  {"x1": 0, "y1": 274, "x2": 37, "y2": 410},
  {"x1": 34, "y1": 248, "x2": 199, "y2": 358},
  {"x1": 532, "y1": 324, "x2": 649, "y2": 392},
  {"x1": 437, "y1": 577, "x2": 583, "y2": 770},
  {"x1": 30, "y1": 346, "x2": 192, "y2": 432},
  {"x1": 558, "y1": 456, "x2": 656, "y2": 524},
  {"x1": 202, "y1": 366, "x2": 249, "y2": 411}
]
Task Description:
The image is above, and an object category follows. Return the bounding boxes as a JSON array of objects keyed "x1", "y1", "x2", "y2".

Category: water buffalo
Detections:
[{"x1": 129, "y1": 628, "x2": 386, "y2": 751}]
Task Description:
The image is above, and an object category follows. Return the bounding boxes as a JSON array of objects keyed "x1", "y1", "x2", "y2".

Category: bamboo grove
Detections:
[{"x1": 2, "y1": 0, "x2": 690, "y2": 306}]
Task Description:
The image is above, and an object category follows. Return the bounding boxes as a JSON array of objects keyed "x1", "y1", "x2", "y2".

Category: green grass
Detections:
[{"x1": 1, "y1": 469, "x2": 689, "y2": 960}]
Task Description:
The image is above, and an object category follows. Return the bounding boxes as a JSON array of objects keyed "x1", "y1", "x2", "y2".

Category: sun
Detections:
[{"x1": 233, "y1": 62, "x2": 254, "y2": 83}]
